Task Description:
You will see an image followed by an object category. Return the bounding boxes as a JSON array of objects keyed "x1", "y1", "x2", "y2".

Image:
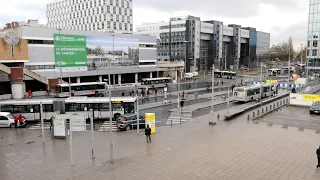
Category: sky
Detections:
[{"x1": 0, "y1": 0, "x2": 309, "y2": 49}]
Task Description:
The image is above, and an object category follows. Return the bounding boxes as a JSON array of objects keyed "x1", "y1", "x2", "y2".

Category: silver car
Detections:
[{"x1": 310, "y1": 102, "x2": 320, "y2": 115}]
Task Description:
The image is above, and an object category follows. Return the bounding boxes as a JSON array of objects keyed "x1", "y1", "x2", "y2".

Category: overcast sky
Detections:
[{"x1": 0, "y1": 0, "x2": 309, "y2": 48}]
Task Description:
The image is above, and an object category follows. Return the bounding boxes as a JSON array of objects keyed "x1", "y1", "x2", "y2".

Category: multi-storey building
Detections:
[
  {"x1": 306, "y1": 0, "x2": 320, "y2": 77},
  {"x1": 46, "y1": 0, "x2": 133, "y2": 33},
  {"x1": 136, "y1": 15, "x2": 271, "y2": 72}
]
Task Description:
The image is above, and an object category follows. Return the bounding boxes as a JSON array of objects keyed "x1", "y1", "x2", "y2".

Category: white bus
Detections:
[
  {"x1": 141, "y1": 77, "x2": 173, "y2": 89},
  {"x1": 233, "y1": 84, "x2": 276, "y2": 102},
  {"x1": 0, "y1": 97, "x2": 137, "y2": 121},
  {"x1": 214, "y1": 71, "x2": 237, "y2": 79},
  {"x1": 56, "y1": 82, "x2": 107, "y2": 97}
]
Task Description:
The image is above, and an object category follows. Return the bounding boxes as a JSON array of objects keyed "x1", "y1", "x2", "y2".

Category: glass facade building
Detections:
[{"x1": 307, "y1": 0, "x2": 320, "y2": 76}]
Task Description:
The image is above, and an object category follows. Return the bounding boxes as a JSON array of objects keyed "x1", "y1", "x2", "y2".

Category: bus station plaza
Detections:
[{"x1": 1, "y1": 104, "x2": 320, "y2": 180}]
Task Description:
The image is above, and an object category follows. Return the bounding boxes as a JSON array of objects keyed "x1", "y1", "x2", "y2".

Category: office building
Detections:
[
  {"x1": 306, "y1": 0, "x2": 320, "y2": 76},
  {"x1": 46, "y1": 0, "x2": 133, "y2": 33},
  {"x1": 136, "y1": 15, "x2": 271, "y2": 72}
]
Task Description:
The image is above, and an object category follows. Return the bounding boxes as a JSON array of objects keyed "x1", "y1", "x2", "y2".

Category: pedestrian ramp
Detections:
[
  {"x1": 166, "y1": 110, "x2": 192, "y2": 125},
  {"x1": 28, "y1": 122, "x2": 51, "y2": 130},
  {"x1": 98, "y1": 121, "x2": 117, "y2": 132}
]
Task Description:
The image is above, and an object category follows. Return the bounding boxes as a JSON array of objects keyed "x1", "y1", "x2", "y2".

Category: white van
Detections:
[{"x1": 0, "y1": 112, "x2": 15, "y2": 128}]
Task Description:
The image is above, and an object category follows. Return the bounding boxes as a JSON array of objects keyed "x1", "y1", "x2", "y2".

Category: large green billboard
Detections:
[{"x1": 54, "y1": 34, "x2": 87, "y2": 72}]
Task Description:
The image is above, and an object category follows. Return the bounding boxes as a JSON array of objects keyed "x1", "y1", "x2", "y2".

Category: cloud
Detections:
[{"x1": 0, "y1": 0, "x2": 310, "y2": 48}]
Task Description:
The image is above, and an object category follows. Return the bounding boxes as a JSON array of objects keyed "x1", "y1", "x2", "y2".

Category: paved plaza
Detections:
[{"x1": 1, "y1": 106, "x2": 320, "y2": 180}]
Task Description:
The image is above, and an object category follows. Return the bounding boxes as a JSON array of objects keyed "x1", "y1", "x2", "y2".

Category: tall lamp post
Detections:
[
  {"x1": 57, "y1": 28, "x2": 62, "y2": 84},
  {"x1": 211, "y1": 64, "x2": 215, "y2": 122},
  {"x1": 184, "y1": 40, "x2": 188, "y2": 81},
  {"x1": 108, "y1": 58, "x2": 114, "y2": 163},
  {"x1": 112, "y1": 33, "x2": 116, "y2": 88}
]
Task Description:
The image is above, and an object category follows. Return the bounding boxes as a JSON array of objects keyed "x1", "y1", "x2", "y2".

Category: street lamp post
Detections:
[
  {"x1": 108, "y1": 58, "x2": 114, "y2": 163},
  {"x1": 57, "y1": 28, "x2": 62, "y2": 92},
  {"x1": 184, "y1": 41, "x2": 188, "y2": 81},
  {"x1": 211, "y1": 64, "x2": 215, "y2": 122},
  {"x1": 112, "y1": 33, "x2": 116, "y2": 88},
  {"x1": 177, "y1": 71, "x2": 180, "y2": 109}
]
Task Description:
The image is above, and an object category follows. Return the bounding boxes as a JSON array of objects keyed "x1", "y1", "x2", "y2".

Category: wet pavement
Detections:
[
  {"x1": 2, "y1": 101, "x2": 320, "y2": 179},
  {"x1": 259, "y1": 106, "x2": 320, "y2": 131}
]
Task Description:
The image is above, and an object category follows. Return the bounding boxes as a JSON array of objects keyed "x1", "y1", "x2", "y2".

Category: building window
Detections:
[
  {"x1": 313, "y1": 40, "x2": 318, "y2": 47},
  {"x1": 107, "y1": 5, "x2": 110, "y2": 12},
  {"x1": 312, "y1": 49, "x2": 317, "y2": 56}
]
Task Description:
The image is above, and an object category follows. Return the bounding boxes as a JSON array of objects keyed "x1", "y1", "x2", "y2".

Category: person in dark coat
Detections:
[
  {"x1": 145, "y1": 125, "x2": 152, "y2": 143},
  {"x1": 50, "y1": 115, "x2": 54, "y2": 131},
  {"x1": 317, "y1": 146, "x2": 320, "y2": 168},
  {"x1": 180, "y1": 100, "x2": 184, "y2": 108}
]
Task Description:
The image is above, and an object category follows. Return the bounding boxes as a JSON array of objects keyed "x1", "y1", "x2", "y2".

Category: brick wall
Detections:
[{"x1": 0, "y1": 39, "x2": 28, "y2": 61}]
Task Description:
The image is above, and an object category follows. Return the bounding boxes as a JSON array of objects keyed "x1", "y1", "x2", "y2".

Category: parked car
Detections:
[
  {"x1": 117, "y1": 113, "x2": 145, "y2": 131},
  {"x1": 310, "y1": 101, "x2": 320, "y2": 115},
  {"x1": 0, "y1": 112, "x2": 16, "y2": 128}
]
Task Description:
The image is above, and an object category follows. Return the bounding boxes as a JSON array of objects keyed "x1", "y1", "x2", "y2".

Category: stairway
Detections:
[
  {"x1": 23, "y1": 68, "x2": 49, "y2": 85},
  {"x1": 166, "y1": 110, "x2": 192, "y2": 125},
  {"x1": 98, "y1": 121, "x2": 118, "y2": 132},
  {"x1": 0, "y1": 64, "x2": 49, "y2": 85}
]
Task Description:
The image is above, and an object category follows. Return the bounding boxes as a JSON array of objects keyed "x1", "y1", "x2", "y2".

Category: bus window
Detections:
[
  {"x1": 13, "y1": 105, "x2": 27, "y2": 113},
  {"x1": 112, "y1": 103, "x2": 123, "y2": 111},
  {"x1": 99, "y1": 103, "x2": 110, "y2": 111},
  {"x1": 123, "y1": 102, "x2": 135, "y2": 114},
  {"x1": 1, "y1": 105, "x2": 13, "y2": 113},
  {"x1": 80, "y1": 104, "x2": 89, "y2": 111},
  {"x1": 44, "y1": 104, "x2": 53, "y2": 112},
  {"x1": 66, "y1": 104, "x2": 81, "y2": 111}
]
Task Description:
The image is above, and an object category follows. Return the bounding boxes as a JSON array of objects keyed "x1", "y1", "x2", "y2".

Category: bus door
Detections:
[{"x1": 27, "y1": 105, "x2": 40, "y2": 121}]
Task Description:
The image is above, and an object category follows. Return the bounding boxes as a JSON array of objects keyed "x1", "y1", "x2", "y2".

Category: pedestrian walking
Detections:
[
  {"x1": 145, "y1": 125, "x2": 152, "y2": 143},
  {"x1": 221, "y1": 81, "x2": 224, "y2": 86},
  {"x1": 317, "y1": 146, "x2": 320, "y2": 169},
  {"x1": 155, "y1": 88, "x2": 158, "y2": 95},
  {"x1": 180, "y1": 100, "x2": 184, "y2": 108},
  {"x1": 50, "y1": 115, "x2": 54, "y2": 131}
]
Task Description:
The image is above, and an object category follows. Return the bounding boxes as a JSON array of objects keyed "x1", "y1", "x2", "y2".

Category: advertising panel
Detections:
[
  {"x1": 302, "y1": 94, "x2": 320, "y2": 102},
  {"x1": 54, "y1": 34, "x2": 87, "y2": 72},
  {"x1": 53, "y1": 34, "x2": 139, "y2": 72},
  {"x1": 145, "y1": 113, "x2": 156, "y2": 134},
  {"x1": 86, "y1": 36, "x2": 139, "y2": 70}
]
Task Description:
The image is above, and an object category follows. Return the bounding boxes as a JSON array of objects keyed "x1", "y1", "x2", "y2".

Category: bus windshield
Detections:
[{"x1": 234, "y1": 88, "x2": 244, "y2": 92}]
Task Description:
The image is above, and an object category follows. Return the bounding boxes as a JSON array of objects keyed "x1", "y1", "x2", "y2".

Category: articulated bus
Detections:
[
  {"x1": 214, "y1": 71, "x2": 237, "y2": 79},
  {"x1": 233, "y1": 84, "x2": 276, "y2": 102},
  {"x1": 0, "y1": 97, "x2": 137, "y2": 121},
  {"x1": 141, "y1": 77, "x2": 173, "y2": 90},
  {"x1": 56, "y1": 82, "x2": 107, "y2": 97}
]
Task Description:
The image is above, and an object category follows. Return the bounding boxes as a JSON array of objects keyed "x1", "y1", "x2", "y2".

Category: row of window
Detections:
[
  {"x1": 159, "y1": 24, "x2": 186, "y2": 30},
  {"x1": 48, "y1": 0, "x2": 131, "y2": 11},
  {"x1": 48, "y1": 21, "x2": 133, "y2": 32},
  {"x1": 25, "y1": 65, "x2": 55, "y2": 70}
]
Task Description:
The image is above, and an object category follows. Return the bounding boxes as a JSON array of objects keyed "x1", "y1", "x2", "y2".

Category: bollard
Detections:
[
  {"x1": 247, "y1": 115, "x2": 250, "y2": 121},
  {"x1": 253, "y1": 112, "x2": 255, "y2": 118},
  {"x1": 257, "y1": 110, "x2": 260, "y2": 116}
]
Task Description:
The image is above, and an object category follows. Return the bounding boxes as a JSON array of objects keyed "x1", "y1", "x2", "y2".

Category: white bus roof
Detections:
[
  {"x1": 0, "y1": 97, "x2": 137, "y2": 105},
  {"x1": 57, "y1": 82, "x2": 107, "y2": 87},
  {"x1": 142, "y1": 77, "x2": 172, "y2": 81}
]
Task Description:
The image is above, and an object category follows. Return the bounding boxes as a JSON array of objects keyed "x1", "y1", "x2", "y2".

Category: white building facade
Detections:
[{"x1": 46, "y1": 0, "x2": 133, "y2": 33}]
